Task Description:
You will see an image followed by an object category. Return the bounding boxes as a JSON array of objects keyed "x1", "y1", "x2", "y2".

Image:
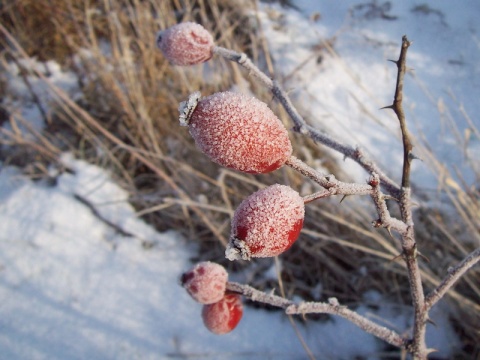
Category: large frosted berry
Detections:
[
  {"x1": 156, "y1": 22, "x2": 214, "y2": 66},
  {"x1": 178, "y1": 91, "x2": 292, "y2": 174},
  {"x1": 226, "y1": 184, "x2": 304, "y2": 260},
  {"x1": 181, "y1": 261, "x2": 228, "y2": 304},
  {"x1": 202, "y1": 294, "x2": 243, "y2": 335}
]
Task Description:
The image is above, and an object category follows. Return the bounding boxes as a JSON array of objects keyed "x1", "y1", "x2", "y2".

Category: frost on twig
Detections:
[
  {"x1": 226, "y1": 282, "x2": 407, "y2": 349},
  {"x1": 213, "y1": 46, "x2": 402, "y2": 198},
  {"x1": 425, "y1": 247, "x2": 480, "y2": 311},
  {"x1": 285, "y1": 155, "x2": 373, "y2": 196}
]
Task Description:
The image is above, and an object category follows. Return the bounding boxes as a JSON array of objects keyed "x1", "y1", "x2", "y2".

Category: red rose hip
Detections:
[
  {"x1": 156, "y1": 22, "x2": 214, "y2": 66},
  {"x1": 226, "y1": 184, "x2": 305, "y2": 260},
  {"x1": 178, "y1": 91, "x2": 293, "y2": 174},
  {"x1": 202, "y1": 294, "x2": 243, "y2": 335},
  {"x1": 181, "y1": 261, "x2": 228, "y2": 304}
]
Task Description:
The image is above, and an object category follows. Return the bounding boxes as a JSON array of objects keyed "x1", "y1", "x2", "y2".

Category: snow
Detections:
[
  {"x1": 1, "y1": 0, "x2": 474, "y2": 358},
  {"x1": 257, "y1": 0, "x2": 479, "y2": 188},
  {"x1": 0, "y1": 156, "x2": 436, "y2": 359},
  {"x1": 1, "y1": 58, "x2": 80, "y2": 138}
]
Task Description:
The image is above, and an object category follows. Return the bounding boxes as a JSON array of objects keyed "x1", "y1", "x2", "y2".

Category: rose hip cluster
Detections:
[
  {"x1": 159, "y1": 22, "x2": 307, "y2": 334},
  {"x1": 181, "y1": 262, "x2": 243, "y2": 334}
]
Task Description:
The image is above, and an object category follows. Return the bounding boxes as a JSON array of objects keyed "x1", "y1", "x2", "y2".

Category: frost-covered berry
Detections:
[
  {"x1": 179, "y1": 91, "x2": 292, "y2": 174},
  {"x1": 226, "y1": 184, "x2": 304, "y2": 260},
  {"x1": 181, "y1": 261, "x2": 228, "y2": 304},
  {"x1": 156, "y1": 22, "x2": 214, "y2": 66},
  {"x1": 202, "y1": 294, "x2": 243, "y2": 335}
]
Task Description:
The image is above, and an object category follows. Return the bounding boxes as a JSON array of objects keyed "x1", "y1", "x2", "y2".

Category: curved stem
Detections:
[
  {"x1": 226, "y1": 282, "x2": 407, "y2": 349},
  {"x1": 425, "y1": 247, "x2": 480, "y2": 311}
]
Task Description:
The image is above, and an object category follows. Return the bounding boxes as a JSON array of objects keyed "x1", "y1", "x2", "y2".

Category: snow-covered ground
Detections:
[
  {"x1": 0, "y1": 155, "x2": 459, "y2": 359},
  {"x1": 1, "y1": 1, "x2": 478, "y2": 359}
]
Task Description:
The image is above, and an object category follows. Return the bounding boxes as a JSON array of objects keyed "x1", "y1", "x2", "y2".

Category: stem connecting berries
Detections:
[
  {"x1": 179, "y1": 91, "x2": 293, "y2": 174},
  {"x1": 202, "y1": 294, "x2": 243, "y2": 335},
  {"x1": 226, "y1": 184, "x2": 305, "y2": 260},
  {"x1": 156, "y1": 22, "x2": 214, "y2": 66},
  {"x1": 181, "y1": 261, "x2": 228, "y2": 304}
]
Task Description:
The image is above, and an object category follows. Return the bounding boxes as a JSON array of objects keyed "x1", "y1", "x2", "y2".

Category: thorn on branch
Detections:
[{"x1": 389, "y1": 253, "x2": 403, "y2": 262}]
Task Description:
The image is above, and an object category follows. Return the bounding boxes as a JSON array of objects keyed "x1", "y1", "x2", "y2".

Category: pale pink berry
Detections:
[
  {"x1": 178, "y1": 91, "x2": 292, "y2": 174},
  {"x1": 202, "y1": 294, "x2": 243, "y2": 335},
  {"x1": 156, "y1": 22, "x2": 214, "y2": 66},
  {"x1": 181, "y1": 261, "x2": 228, "y2": 304},
  {"x1": 226, "y1": 184, "x2": 305, "y2": 260}
]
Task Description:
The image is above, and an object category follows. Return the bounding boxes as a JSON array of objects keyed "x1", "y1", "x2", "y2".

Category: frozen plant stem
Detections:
[
  {"x1": 425, "y1": 247, "x2": 480, "y2": 311},
  {"x1": 226, "y1": 282, "x2": 407, "y2": 349},
  {"x1": 285, "y1": 155, "x2": 373, "y2": 196},
  {"x1": 386, "y1": 36, "x2": 427, "y2": 359}
]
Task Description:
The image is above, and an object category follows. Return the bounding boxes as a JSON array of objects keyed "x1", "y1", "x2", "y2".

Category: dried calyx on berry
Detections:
[
  {"x1": 202, "y1": 294, "x2": 243, "y2": 335},
  {"x1": 226, "y1": 184, "x2": 305, "y2": 260},
  {"x1": 181, "y1": 261, "x2": 228, "y2": 304},
  {"x1": 179, "y1": 91, "x2": 293, "y2": 174},
  {"x1": 156, "y1": 22, "x2": 214, "y2": 66}
]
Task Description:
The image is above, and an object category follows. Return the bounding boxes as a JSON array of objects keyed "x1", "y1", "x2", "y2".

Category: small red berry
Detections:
[
  {"x1": 178, "y1": 91, "x2": 292, "y2": 174},
  {"x1": 226, "y1": 184, "x2": 305, "y2": 260},
  {"x1": 156, "y1": 22, "x2": 214, "y2": 66},
  {"x1": 181, "y1": 261, "x2": 228, "y2": 304},
  {"x1": 202, "y1": 294, "x2": 243, "y2": 335}
]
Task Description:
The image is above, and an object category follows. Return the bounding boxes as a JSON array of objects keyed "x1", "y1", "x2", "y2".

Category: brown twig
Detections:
[
  {"x1": 386, "y1": 36, "x2": 414, "y2": 188},
  {"x1": 386, "y1": 36, "x2": 428, "y2": 359}
]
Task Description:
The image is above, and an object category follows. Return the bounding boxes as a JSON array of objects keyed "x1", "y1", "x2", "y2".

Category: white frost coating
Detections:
[
  {"x1": 178, "y1": 91, "x2": 201, "y2": 126},
  {"x1": 202, "y1": 294, "x2": 243, "y2": 335},
  {"x1": 182, "y1": 261, "x2": 228, "y2": 304},
  {"x1": 157, "y1": 22, "x2": 214, "y2": 66},
  {"x1": 226, "y1": 184, "x2": 304, "y2": 260},
  {"x1": 187, "y1": 91, "x2": 292, "y2": 173}
]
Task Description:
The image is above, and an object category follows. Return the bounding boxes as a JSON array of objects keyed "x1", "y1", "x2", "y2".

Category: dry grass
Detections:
[{"x1": 0, "y1": 0, "x2": 478, "y2": 357}]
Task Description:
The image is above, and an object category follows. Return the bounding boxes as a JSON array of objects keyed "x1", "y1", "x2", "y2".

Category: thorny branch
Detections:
[
  {"x1": 386, "y1": 35, "x2": 413, "y2": 189},
  {"x1": 385, "y1": 36, "x2": 427, "y2": 359},
  {"x1": 213, "y1": 36, "x2": 478, "y2": 359}
]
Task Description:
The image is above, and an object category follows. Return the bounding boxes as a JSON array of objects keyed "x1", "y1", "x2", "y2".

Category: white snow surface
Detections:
[
  {"x1": 258, "y1": 0, "x2": 479, "y2": 188},
  {"x1": 1, "y1": 1, "x2": 475, "y2": 359}
]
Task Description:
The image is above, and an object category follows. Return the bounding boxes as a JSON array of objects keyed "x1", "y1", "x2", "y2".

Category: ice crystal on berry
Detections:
[
  {"x1": 157, "y1": 22, "x2": 214, "y2": 66},
  {"x1": 183, "y1": 91, "x2": 292, "y2": 173},
  {"x1": 202, "y1": 294, "x2": 243, "y2": 335},
  {"x1": 226, "y1": 184, "x2": 305, "y2": 260},
  {"x1": 181, "y1": 261, "x2": 228, "y2": 304}
]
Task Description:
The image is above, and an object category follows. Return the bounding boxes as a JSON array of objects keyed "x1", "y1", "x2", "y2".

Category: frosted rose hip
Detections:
[
  {"x1": 181, "y1": 261, "x2": 228, "y2": 304},
  {"x1": 202, "y1": 294, "x2": 243, "y2": 335},
  {"x1": 156, "y1": 22, "x2": 214, "y2": 66},
  {"x1": 179, "y1": 91, "x2": 293, "y2": 173},
  {"x1": 226, "y1": 184, "x2": 305, "y2": 260}
]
